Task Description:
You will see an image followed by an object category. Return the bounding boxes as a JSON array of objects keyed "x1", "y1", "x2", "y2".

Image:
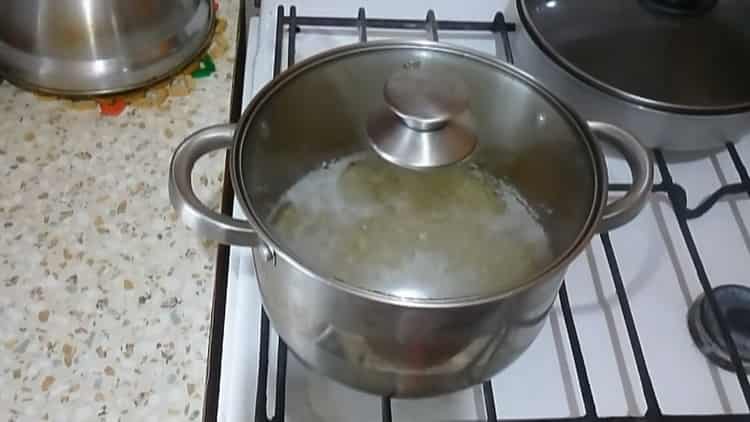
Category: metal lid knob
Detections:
[
  {"x1": 385, "y1": 66, "x2": 469, "y2": 130},
  {"x1": 367, "y1": 64, "x2": 477, "y2": 169}
]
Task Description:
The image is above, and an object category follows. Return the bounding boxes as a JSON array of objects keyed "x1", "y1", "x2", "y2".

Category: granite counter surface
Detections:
[{"x1": 0, "y1": 1, "x2": 240, "y2": 420}]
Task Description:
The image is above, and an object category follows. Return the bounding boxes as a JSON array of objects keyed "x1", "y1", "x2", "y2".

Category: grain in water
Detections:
[{"x1": 272, "y1": 154, "x2": 553, "y2": 299}]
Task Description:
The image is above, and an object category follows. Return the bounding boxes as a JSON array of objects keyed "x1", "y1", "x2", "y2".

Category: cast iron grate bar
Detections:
[
  {"x1": 653, "y1": 149, "x2": 750, "y2": 407},
  {"x1": 249, "y1": 6, "x2": 750, "y2": 422},
  {"x1": 281, "y1": 10, "x2": 516, "y2": 33},
  {"x1": 426, "y1": 9, "x2": 439, "y2": 41},
  {"x1": 254, "y1": 7, "x2": 289, "y2": 422},
  {"x1": 202, "y1": 1, "x2": 248, "y2": 420},
  {"x1": 255, "y1": 312, "x2": 272, "y2": 422},
  {"x1": 558, "y1": 283, "x2": 598, "y2": 420},
  {"x1": 599, "y1": 232, "x2": 662, "y2": 419},
  {"x1": 382, "y1": 397, "x2": 393, "y2": 422},
  {"x1": 494, "y1": 12, "x2": 514, "y2": 64},
  {"x1": 608, "y1": 180, "x2": 750, "y2": 220},
  {"x1": 483, "y1": 381, "x2": 499, "y2": 421},
  {"x1": 288, "y1": 6, "x2": 297, "y2": 67},
  {"x1": 273, "y1": 339, "x2": 288, "y2": 422},
  {"x1": 282, "y1": 15, "x2": 517, "y2": 32},
  {"x1": 357, "y1": 8, "x2": 367, "y2": 43},
  {"x1": 727, "y1": 142, "x2": 750, "y2": 193}
]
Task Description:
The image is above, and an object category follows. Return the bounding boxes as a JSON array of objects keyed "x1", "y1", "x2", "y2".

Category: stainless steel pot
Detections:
[
  {"x1": 0, "y1": 0, "x2": 215, "y2": 97},
  {"x1": 169, "y1": 41, "x2": 653, "y2": 397},
  {"x1": 507, "y1": 0, "x2": 750, "y2": 151}
]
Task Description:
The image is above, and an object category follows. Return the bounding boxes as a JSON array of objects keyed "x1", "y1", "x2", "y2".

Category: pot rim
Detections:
[
  {"x1": 516, "y1": 0, "x2": 750, "y2": 116},
  {"x1": 231, "y1": 40, "x2": 608, "y2": 308}
]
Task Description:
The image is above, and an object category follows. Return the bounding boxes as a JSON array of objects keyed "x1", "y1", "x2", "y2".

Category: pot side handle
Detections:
[
  {"x1": 588, "y1": 121, "x2": 654, "y2": 233},
  {"x1": 168, "y1": 123, "x2": 260, "y2": 247}
]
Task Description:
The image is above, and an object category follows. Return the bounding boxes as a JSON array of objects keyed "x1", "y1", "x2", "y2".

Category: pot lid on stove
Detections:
[
  {"x1": 519, "y1": 0, "x2": 750, "y2": 114},
  {"x1": 234, "y1": 41, "x2": 606, "y2": 301}
]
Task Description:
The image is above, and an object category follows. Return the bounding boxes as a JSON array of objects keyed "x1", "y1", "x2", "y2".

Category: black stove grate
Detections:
[{"x1": 208, "y1": 4, "x2": 750, "y2": 422}]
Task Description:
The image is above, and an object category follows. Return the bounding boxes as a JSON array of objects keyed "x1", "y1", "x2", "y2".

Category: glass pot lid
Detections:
[
  {"x1": 234, "y1": 41, "x2": 603, "y2": 301},
  {"x1": 519, "y1": 0, "x2": 750, "y2": 113}
]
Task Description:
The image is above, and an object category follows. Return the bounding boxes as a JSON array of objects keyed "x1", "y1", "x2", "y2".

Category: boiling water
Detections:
[{"x1": 272, "y1": 154, "x2": 553, "y2": 299}]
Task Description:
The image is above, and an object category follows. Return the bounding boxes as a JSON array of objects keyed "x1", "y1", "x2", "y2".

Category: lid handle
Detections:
[
  {"x1": 366, "y1": 63, "x2": 477, "y2": 169},
  {"x1": 384, "y1": 64, "x2": 469, "y2": 131}
]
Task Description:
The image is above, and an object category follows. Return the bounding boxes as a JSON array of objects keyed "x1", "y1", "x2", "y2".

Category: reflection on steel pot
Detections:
[
  {"x1": 168, "y1": 41, "x2": 653, "y2": 397},
  {"x1": 0, "y1": 0, "x2": 215, "y2": 97},
  {"x1": 508, "y1": 0, "x2": 750, "y2": 151}
]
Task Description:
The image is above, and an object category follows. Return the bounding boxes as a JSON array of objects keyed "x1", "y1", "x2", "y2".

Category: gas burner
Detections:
[{"x1": 688, "y1": 285, "x2": 750, "y2": 371}]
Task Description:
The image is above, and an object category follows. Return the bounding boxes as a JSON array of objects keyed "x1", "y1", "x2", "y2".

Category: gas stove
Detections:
[{"x1": 203, "y1": 1, "x2": 750, "y2": 421}]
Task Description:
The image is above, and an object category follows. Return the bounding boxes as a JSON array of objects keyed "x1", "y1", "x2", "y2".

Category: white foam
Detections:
[{"x1": 273, "y1": 154, "x2": 553, "y2": 299}]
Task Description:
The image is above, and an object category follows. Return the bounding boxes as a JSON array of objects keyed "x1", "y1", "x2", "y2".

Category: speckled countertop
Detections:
[{"x1": 0, "y1": 1, "x2": 240, "y2": 420}]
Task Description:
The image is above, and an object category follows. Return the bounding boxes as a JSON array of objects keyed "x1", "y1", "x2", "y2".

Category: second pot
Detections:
[{"x1": 507, "y1": 0, "x2": 750, "y2": 151}]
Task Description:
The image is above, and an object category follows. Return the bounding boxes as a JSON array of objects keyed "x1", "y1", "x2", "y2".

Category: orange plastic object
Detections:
[{"x1": 98, "y1": 98, "x2": 127, "y2": 116}]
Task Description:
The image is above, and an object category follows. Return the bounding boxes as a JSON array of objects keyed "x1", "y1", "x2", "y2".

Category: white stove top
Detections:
[{"x1": 217, "y1": 2, "x2": 750, "y2": 421}]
